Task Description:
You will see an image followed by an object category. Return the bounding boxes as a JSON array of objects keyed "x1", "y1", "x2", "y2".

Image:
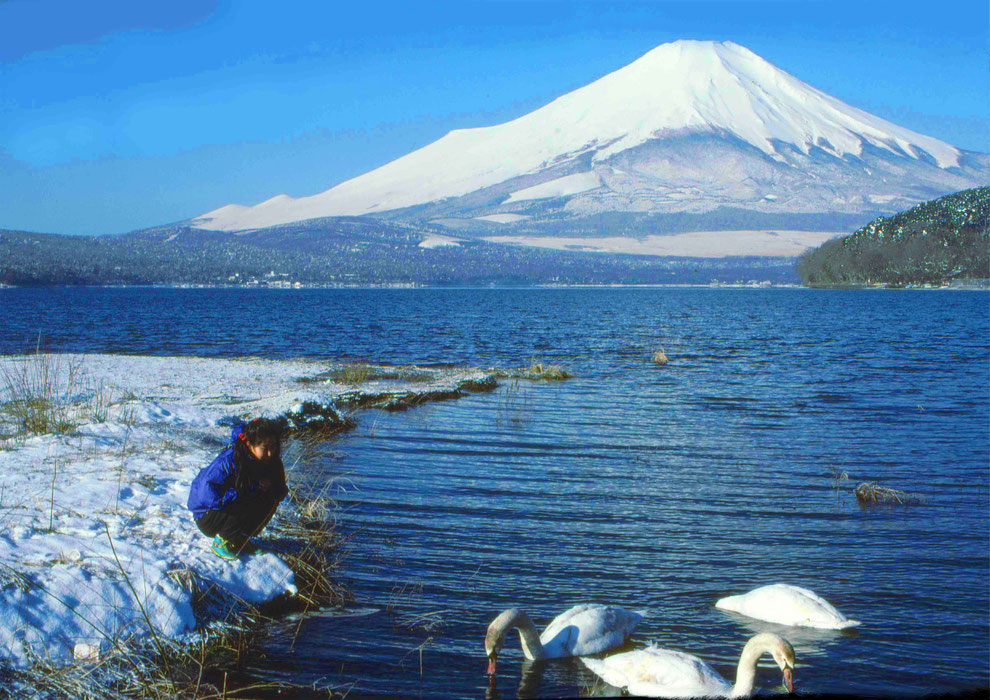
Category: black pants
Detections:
[{"x1": 195, "y1": 491, "x2": 280, "y2": 542}]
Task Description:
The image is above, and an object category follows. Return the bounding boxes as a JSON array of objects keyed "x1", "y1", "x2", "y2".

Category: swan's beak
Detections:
[
  {"x1": 486, "y1": 651, "x2": 498, "y2": 676},
  {"x1": 782, "y1": 666, "x2": 794, "y2": 693}
]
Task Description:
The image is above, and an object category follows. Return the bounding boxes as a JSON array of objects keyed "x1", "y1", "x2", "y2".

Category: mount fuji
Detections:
[{"x1": 192, "y1": 40, "x2": 988, "y2": 251}]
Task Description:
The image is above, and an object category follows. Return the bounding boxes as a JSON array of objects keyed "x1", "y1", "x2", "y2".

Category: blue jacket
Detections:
[{"x1": 187, "y1": 425, "x2": 288, "y2": 518}]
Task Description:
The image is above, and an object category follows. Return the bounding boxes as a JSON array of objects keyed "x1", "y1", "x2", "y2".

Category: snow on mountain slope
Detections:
[
  {"x1": 193, "y1": 40, "x2": 975, "y2": 232},
  {"x1": 505, "y1": 171, "x2": 602, "y2": 203}
]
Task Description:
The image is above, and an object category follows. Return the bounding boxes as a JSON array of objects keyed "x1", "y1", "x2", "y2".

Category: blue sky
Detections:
[{"x1": 1, "y1": 0, "x2": 987, "y2": 235}]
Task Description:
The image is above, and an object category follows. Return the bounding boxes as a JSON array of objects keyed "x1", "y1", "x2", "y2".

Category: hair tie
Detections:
[{"x1": 238, "y1": 432, "x2": 247, "y2": 441}]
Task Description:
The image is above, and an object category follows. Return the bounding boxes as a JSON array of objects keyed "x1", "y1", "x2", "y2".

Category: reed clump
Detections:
[
  {"x1": 491, "y1": 361, "x2": 571, "y2": 384},
  {"x1": 272, "y1": 432, "x2": 354, "y2": 611},
  {"x1": 276, "y1": 493, "x2": 351, "y2": 608},
  {"x1": 299, "y1": 363, "x2": 435, "y2": 386},
  {"x1": 0, "y1": 347, "x2": 133, "y2": 444},
  {"x1": 854, "y1": 482, "x2": 925, "y2": 506},
  {"x1": 5, "y1": 626, "x2": 303, "y2": 699},
  {"x1": 651, "y1": 347, "x2": 668, "y2": 366},
  {"x1": 0, "y1": 350, "x2": 80, "y2": 437},
  {"x1": 334, "y1": 363, "x2": 372, "y2": 385},
  {"x1": 522, "y1": 361, "x2": 571, "y2": 381}
]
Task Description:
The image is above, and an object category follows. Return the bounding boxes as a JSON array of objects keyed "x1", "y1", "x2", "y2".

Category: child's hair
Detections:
[
  {"x1": 232, "y1": 418, "x2": 284, "y2": 492},
  {"x1": 239, "y1": 417, "x2": 284, "y2": 451}
]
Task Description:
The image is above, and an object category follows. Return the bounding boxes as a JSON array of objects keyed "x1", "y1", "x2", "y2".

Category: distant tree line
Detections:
[
  {"x1": 0, "y1": 217, "x2": 801, "y2": 287},
  {"x1": 798, "y1": 187, "x2": 990, "y2": 286}
]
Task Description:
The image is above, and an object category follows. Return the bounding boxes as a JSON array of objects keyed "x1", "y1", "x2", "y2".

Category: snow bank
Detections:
[
  {"x1": 0, "y1": 354, "x2": 494, "y2": 668},
  {"x1": 483, "y1": 229, "x2": 846, "y2": 258}
]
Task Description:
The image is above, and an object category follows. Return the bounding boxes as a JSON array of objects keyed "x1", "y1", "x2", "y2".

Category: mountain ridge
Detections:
[{"x1": 192, "y1": 39, "x2": 988, "y2": 236}]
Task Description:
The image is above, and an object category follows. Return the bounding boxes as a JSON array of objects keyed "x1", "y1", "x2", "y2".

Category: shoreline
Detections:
[
  {"x1": 2, "y1": 280, "x2": 988, "y2": 290},
  {"x1": 0, "y1": 353, "x2": 500, "y2": 691}
]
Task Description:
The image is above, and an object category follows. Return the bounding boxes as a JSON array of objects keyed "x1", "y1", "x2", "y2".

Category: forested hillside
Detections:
[
  {"x1": 798, "y1": 187, "x2": 989, "y2": 286},
  {"x1": 0, "y1": 218, "x2": 798, "y2": 287}
]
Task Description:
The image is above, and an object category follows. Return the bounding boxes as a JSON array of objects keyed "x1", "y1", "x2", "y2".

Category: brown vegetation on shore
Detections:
[{"x1": 854, "y1": 482, "x2": 925, "y2": 506}]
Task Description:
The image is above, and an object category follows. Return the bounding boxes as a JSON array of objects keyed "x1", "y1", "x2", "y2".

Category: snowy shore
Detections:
[{"x1": 0, "y1": 354, "x2": 497, "y2": 671}]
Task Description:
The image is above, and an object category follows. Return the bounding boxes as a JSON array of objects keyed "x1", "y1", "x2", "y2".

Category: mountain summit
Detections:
[{"x1": 194, "y1": 40, "x2": 987, "y2": 234}]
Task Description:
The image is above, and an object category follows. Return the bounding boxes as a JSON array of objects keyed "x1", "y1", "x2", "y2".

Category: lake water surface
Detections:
[{"x1": 2, "y1": 287, "x2": 988, "y2": 697}]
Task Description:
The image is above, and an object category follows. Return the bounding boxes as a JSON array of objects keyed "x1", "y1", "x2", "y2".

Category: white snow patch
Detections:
[
  {"x1": 504, "y1": 172, "x2": 602, "y2": 203},
  {"x1": 418, "y1": 234, "x2": 463, "y2": 248},
  {"x1": 473, "y1": 213, "x2": 531, "y2": 224},
  {"x1": 484, "y1": 229, "x2": 846, "y2": 258},
  {"x1": 190, "y1": 203, "x2": 249, "y2": 228},
  {"x1": 0, "y1": 354, "x2": 491, "y2": 669}
]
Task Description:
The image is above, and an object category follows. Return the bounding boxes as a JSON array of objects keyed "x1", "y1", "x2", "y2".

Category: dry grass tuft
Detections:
[
  {"x1": 273, "y1": 434, "x2": 354, "y2": 613},
  {"x1": 334, "y1": 363, "x2": 372, "y2": 385},
  {"x1": 5, "y1": 626, "x2": 306, "y2": 699},
  {"x1": 0, "y1": 345, "x2": 134, "y2": 441},
  {"x1": 0, "y1": 563, "x2": 33, "y2": 592},
  {"x1": 298, "y1": 363, "x2": 435, "y2": 387},
  {"x1": 277, "y1": 492, "x2": 351, "y2": 608},
  {"x1": 523, "y1": 361, "x2": 571, "y2": 381},
  {"x1": 651, "y1": 347, "x2": 669, "y2": 366},
  {"x1": 854, "y1": 482, "x2": 925, "y2": 506},
  {"x1": 0, "y1": 348, "x2": 80, "y2": 436}
]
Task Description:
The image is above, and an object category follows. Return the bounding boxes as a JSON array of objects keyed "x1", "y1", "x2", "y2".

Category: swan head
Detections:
[
  {"x1": 740, "y1": 632, "x2": 796, "y2": 694},
  {"x1": 485, "y1": 609, "x2": 517, "y2": 676},
  {"x1": 484, "y1": 631, "x2": 503, "y2": 676},
  {"x1": 767, "y1": 634, "x2": 796, "y2": 692}
]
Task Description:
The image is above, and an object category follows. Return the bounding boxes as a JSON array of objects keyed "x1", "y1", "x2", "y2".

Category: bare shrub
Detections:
[{"x1": 0, "y1": 349, "x2": 80, "y2": 436}]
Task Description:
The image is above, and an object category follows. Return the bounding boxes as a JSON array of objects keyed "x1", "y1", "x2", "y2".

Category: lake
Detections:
[{"x1": 2, "y1": 286, "x2": 988, "y2": 697}]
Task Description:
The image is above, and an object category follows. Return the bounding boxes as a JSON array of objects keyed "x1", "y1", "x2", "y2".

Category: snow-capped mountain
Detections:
[{"x1": 193, "y1": 40, "x2": 988, "y2": 234}]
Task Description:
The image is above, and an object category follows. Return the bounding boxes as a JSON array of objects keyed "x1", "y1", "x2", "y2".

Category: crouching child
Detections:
[{"x1": 187, "y1": 418, "x2": 289, "y2": 560}]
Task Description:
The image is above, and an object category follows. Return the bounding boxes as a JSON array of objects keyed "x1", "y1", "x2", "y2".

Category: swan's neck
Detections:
[
  {"x1": 730, "y1": 636, "x2": 773, "y2": 697},
  {"x1": 491, "y1": 609, "x2": 546, "y2": 661}
]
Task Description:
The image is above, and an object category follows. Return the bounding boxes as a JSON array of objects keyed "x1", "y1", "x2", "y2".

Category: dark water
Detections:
[{"x1": 3, "y1": 287, "x2": 988, "y2": 697}]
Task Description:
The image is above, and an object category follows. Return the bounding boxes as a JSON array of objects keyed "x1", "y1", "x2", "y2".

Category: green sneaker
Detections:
[{"x1": 210, "y1": 535, "x2": 240, "y2": 560}]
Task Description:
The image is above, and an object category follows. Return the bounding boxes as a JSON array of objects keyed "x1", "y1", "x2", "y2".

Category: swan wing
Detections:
[
  {"x1": 716, "y1": 584, "x2": 860, "y2": 629},
  {"x1": 540, "y1": 605, "x2": 643, "y2": 657},
  {"x1": 583, "y1": 646, "x2": 731, "y2": 698}
]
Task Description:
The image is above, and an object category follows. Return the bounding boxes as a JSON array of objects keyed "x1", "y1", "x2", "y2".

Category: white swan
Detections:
[
  {"x1": 715, "y1": 584, "x2": 861, "y2": 630},
  {"x1": 484, "y1": 604, "x2": 643, "y2": 675},
  {"x1": 581, "y1": 632, "x2": 795, "y2": 698}
]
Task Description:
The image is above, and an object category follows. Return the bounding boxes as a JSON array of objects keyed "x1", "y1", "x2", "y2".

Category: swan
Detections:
[
  {"x1": 581, "y1": 632, "x2": 795, "y2": 698},
  {"x1": 715, "y1": 584, "x2": 860, "y2": 630},
  {"x1": 484, "y1": 604, "x2": 643, "y2": 675}
]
